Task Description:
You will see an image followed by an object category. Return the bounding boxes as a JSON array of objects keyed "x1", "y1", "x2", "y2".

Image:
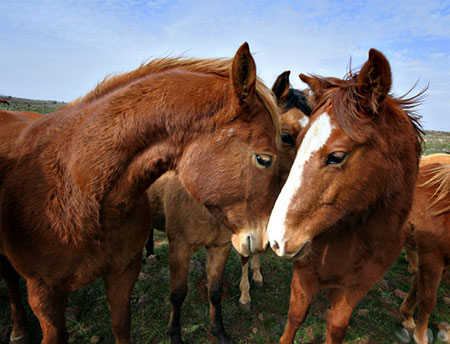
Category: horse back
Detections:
[{"x1": 410, "y1": 154, "x2": 450, "y2": 261}]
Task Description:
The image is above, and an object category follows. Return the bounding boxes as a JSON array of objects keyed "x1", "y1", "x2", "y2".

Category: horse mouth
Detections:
[{"x1": 293, "y1": 240, "x2": 311, "y2": 260}]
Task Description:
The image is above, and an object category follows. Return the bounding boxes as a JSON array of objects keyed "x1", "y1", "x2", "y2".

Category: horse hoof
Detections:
[
  {"x1": 9, "y1": 334, "x2": 30, "y2": 344},
  {"x1": 218, "y1": 333, "x2": 233, "y2": 344},
  {"x1": 253, "y1": 280, "x2": 263, "y2": 289},
  {"x1": 401, "y1": 318, "x2": 416, "y2": 329},
  {"x1": 169, "y1": 334, "x2": 184, "y2": 344},
  {"x1": 239, "y1": 301, "x2": 251, "y2": 312}
]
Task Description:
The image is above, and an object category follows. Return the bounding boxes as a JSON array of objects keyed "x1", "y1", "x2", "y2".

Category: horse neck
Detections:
[{"x1": 64, "y1": 72, "x2": 233, "y2": 212}]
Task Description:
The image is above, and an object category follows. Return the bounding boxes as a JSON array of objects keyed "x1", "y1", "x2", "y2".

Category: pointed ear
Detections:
[
  {"x1": 358, "y1": 48, "x2": 392, "y2": 113},
  {"x1": 231, "y1": 42, "x2": 256, "y2": 104},
  {"x1": 271, "y1": 71, "x2": 290, "y2": 103},
  {"x1": 299, "y1": 73, "x2": 326, "y2": 107}
]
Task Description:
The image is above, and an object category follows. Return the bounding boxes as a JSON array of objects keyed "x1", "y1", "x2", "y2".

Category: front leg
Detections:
[
  {"x1": 26, "y1": 279, "x2": 69, "y2": 344},
  {"x1": 400, "y1": 275, "x2": 418, "y2": 329},
  {"x1": 414, "y1": 255, "x2": 444, "y2": 344},
  {"x1": 167, "y1": 243, "x2": 191, "y2": 344},
  {"x1": 325, "y1": 286, "x2": 370, "y2": 344},
  {"x1": 103, "y1": 256, "x2": 142, "y2": 344},
  {"x1": 250, "y1": 252, "x2": 263, "y2": 288},
  {"x1": 239, "y1": 255, "x2": 251, "y2": 311},
  {"x1": 206, "y1": 243, "x2": 233, "y2": 344},
  {"x1": 0, "y1": 256, "x2": 29, "y2": 343},
  {"x1": 280, "y1": 264, "x2": 318, "y2": 344}
]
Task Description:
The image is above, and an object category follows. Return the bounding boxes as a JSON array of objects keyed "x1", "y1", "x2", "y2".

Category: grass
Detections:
[{"x1": 0, "y1": 97, "x2": 449, "y2": 343}]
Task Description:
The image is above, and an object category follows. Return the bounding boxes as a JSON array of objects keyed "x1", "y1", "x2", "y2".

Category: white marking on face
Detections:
[
  {"x1": 299, "y1": 116, "x2": 310, "y2": 129},
  {"x1": 267, "y1": 112, "x2": 334, "y2": 256}
]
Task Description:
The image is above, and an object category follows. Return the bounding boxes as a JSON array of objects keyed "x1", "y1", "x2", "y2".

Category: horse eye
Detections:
[
  {"x1": 281, "y1": 132, "x2": 295, "y2": 146},
  {"x1": 326, "y1": 152, "x2": 347, "y2": 165},
  {"x1": 254, "y1": 154, "x2": 273, "y2": 168}
]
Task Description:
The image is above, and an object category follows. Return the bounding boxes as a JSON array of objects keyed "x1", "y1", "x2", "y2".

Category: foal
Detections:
[
  {"x1": 145, "y1": 70, "x2": 311, "y2": 343},
  {"x1": 267, "y1": 49, "x2": 423, "y2": 344},
  {"x1": 0, "y1": 43, "x2": 280, "y2": 344},
  {"x1": 400, "y1": 153, "x2": 450, "y2": 344}
]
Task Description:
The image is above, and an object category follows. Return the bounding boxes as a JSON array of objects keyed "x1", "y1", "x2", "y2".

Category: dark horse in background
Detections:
[
  {"x1": 0, "y1": 43, "x2": 281, "y2": 344},
  {"x1": 143, "y1": 70, "x2": 311, "y2": 343},
  {"x1": 267, "y1": 49, "x2": 423, "y2": 343}
]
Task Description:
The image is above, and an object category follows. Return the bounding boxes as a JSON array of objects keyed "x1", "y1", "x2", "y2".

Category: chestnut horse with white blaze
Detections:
[
  {"x1": 267, "y1": 49, "x2": 423, "y2": 344},
  {"x1": 144, "y1": 70, "x2": 311, "y2": 343},
  {"x1": 0, "y1": 43, "x2": 280, "y2": 344},
  {"x1": 400, "y1": 153, "x2": 450, "y2": 344}
]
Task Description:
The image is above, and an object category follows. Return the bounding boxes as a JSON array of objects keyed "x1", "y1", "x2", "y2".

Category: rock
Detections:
[
  {"x1": 258, "y1": 313, "x2": 264, "y2": 321},
  {"x1": 90, "y1": 335, "x2": 100, "y2": 344},
  {"x1": 356, "y1": 309, "x2": 370, "y2": 316},
  {"x1": 443, "y1": 296, "x2": 450, "y2": 305},
  {"x1": 438, "y1": 322, "x2": 450, "y2": 331},
  {"x1": 138, "y1": 272, "x2": 149, "y2": 281},
  {"x1": 379, "y1": 279, "x2": 390, "y2": 290}
]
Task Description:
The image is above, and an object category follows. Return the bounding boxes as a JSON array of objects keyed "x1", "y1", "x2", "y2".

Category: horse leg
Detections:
[
  {"x1": 325, "y1": 287, "x2": 369, "y2": 344},
  {"x1": 239, "y1": 255, "x2": 251, "y2": 311},
  {"x1": 145, "y1": 228, "x2": 155, "y2": 258},
  {"x1": 250, "y1": 253, "x2": 263, "y2": 288},
  {"x1": 167, "y1": 243, "x2": 190, "y2": 344},
  {"x1": 103, "y1": 257, "x2": 141, "y2": 344},
  {"x1": 279, "y1": 265, "x2": 318, "y2": 344},
  {"x1": 26, "y1": 279, "x2": 69, "y2": 344},
  {"x1": 400, "y1": 275, "x2": 418, "y2": 329},
  {"x1": 414, "y1": 256, "x2": 444, "y2": 344},
  {"x1": 0, "y1": 256, "x2": 29, "y2": 343},
  {"x1": 206, "y1": 243, "x2": 232, "y2": 344}
]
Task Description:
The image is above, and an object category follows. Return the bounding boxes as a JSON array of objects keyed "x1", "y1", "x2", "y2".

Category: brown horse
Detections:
[
  {"x1": 0, "y1": 99, "x2": 10, "y2": 106},
  {"x1": 400, "y1": 153, "x2": 450, "y2": 344},
  {"x1": 0, "y1": 43, "x2": 281, "y2": 344},
  {"x1": 267, "y1": 49, "x2": 423, "y2": 343},
  {"x1": 144, "y1": 70, "x2": 311, "y2": 343}
]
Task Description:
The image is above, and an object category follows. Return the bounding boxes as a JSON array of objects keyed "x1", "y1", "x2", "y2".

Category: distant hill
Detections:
[
  {"x1": 0, "y1": 95, "x2": 66, "y2": 114},
  {"x1": 0, "y1": 95, "x2": 448, "y2": 155}
]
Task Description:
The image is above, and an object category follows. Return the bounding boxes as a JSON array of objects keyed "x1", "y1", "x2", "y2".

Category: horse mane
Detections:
[
  {"x1": 283, "y1": 88, "x2": 312, "y2": 116},
  {"x1": 420, "y1": 162, "x2": 450, "y2": 216},
  {"x1": 311, "y1": 71, "x2": 424, "y2": 148},
  {"x1": 72, "y1": 56, "x2": 280, "y2": 135}
]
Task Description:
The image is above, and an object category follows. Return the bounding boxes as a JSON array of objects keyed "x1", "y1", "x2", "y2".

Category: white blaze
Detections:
[
  {"x1": 267, "y1": 112, "x2": 334, "y2": 256},
  {"x1": 299, "y1": 116, "x2": 310, "y2": 129}
]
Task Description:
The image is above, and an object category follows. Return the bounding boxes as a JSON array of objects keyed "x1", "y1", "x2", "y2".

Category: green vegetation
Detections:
[{"x1": 0, "y1": 98, "x2": 449, "y2": 343}]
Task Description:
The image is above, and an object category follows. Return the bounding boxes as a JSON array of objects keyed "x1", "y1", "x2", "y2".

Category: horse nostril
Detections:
[
  {"x1": 271, "y1": 240, "x2": 280, "y2": 251},
  {"x1": 247, "y1": 235, "x2": 251, "y2": 252}
]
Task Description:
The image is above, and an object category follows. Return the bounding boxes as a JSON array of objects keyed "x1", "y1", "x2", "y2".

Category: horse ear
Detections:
[
  {"x1": 358, "y1": 49, "x2": 392, "y2": 113},
  {"x1": 271, "y1": 71, "x2": 291, "y2": 103},
  {"x1": 231, "y1": 42, "x2": 256, "y2": 104},
  {"x1": 299, "y1": 74, "x2": 325, "y2": 108}
]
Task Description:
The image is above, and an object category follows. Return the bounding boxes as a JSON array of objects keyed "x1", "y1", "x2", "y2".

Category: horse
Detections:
[
  {"x1": 0, "y1": 99, "x2": 10, "y2": 106},
  {"x1": 0, "y1": 42, "x2": 281, "y2": 344},
  {"x1": 266, "y1": 48, "x2": 424, "y2": 344},
  {"x1": 400, "y1": 153, "x2": 450, "y2": 344},
  {"x1": 144, "y1": 70, "x2": 311, "y2": 343}
]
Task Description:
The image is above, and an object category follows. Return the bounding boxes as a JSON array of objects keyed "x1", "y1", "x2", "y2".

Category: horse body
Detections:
[
  {"x1": 145, "y1": 70, "x2": 311, "y2": 343},
  {"x1": 267, "y1": 49, "x2": 423, "y2": 344},
  {"x1": 0, "y1": 43, "x2": 280, "y2": 344},
  {"x1": 401, "y1": 153, "x2": 450, "y2": 344}
]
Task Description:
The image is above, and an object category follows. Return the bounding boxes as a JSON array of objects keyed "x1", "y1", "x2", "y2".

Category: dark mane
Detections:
[{"x1": 283, "y1": 88, "x2": 312, "y2": 116}]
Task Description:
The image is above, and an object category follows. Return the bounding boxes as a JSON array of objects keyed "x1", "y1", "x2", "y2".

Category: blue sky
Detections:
[{"x1": 1, "y1": 0, "x2": 449, "y2": 130}]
